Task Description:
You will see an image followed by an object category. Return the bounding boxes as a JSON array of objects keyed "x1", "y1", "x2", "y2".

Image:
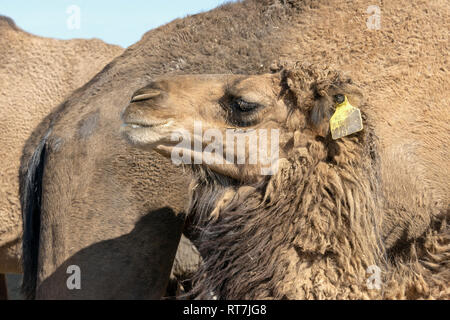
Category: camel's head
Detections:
[{"x1": 121, "y1": 64, "x2": 364, "y2": 181}]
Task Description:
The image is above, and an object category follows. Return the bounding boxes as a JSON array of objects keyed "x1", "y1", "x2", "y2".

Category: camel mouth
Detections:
[
  {"x1": 120, "y1": 118, "x2": 175, "y2": 150},
  {"x1": 122, "y1": 119, "x2": 172, "y2": 129}
]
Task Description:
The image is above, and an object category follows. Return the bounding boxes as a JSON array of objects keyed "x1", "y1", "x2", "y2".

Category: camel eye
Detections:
[
  {"x1": 232, "y1": 98, "x2": 262, "y2": 113},
  {"x1": 225, "y1": 97, "x2": 263, "y2": 127}
]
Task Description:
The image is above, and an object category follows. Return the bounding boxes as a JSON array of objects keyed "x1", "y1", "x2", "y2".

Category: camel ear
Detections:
[
  {"x1": 309, "y1": 82, "x2": 363, "y2": 138},
  {"x1": 280, "y1": 63, "x2": 362, "y2": 138},
  {"x1": 309, "y1": 96, "x2": 334, "y2": 137}
]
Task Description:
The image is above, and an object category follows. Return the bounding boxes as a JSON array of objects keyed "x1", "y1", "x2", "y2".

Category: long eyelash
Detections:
[
  {"x1": 233, "y1": 118, "x2": 260, "y2": 127},
  {"x1": 221, "y1": 82, "x2": 263, "y2": 127},
  {"x1": 234, "y1": 99, "x2": 261, "y2": 112},
  {"x1": 227, "y1": 105, "x2": 260, "y2": 127},
  {"x1": 220, "y1": 96, "x2": 258, "y2": 127}
]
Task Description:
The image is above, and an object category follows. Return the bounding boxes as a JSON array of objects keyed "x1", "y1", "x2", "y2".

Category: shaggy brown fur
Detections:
[
  {"x1": 189, "y1": 66, "x2": 448, "y2": 299},
  {"x1": 122, "y1": 63, "x2": 448, "y2": 299}
]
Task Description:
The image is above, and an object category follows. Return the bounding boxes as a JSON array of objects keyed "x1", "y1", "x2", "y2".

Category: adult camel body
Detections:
[
  {"x1": 0, "y1": 16, "x2": 199, "y2": 299},
  {"x1": 22, "y1": 0, "x2": 449, "y2": 299},
  {"x1": 0, "y1": 16, "x2": 123, "y2": 298}
]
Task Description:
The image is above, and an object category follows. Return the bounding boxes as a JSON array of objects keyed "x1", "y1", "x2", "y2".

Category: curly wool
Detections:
[{"x1": 188, "y1": 64, "x2": 449, "y2": 299}]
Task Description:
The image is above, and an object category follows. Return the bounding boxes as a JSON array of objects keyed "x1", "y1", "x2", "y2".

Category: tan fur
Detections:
[
  {"x1": 0, "y1": 16, "x2": 123, "y2": 274},
  {"x1": 24, "y1": 0, "x2": 448, "y2": 299},
  {"x1": 0, "y1": 17, "x2": 198, "y2": 298},
  {"x1": 0, "y1": 17, "x2": 200, "y2": 298}
]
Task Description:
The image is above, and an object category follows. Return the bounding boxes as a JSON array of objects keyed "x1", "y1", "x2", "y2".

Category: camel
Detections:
[
  {"x1": 0, "y1": 15, "x2": 123, "y2": 297},
  {"x1": 19, "y1": 0, "x2": 303, "y2": 299},
  {"x1": 0, "y1": 16, "x2": 199, "y2": 299},
  {"x1": 121, "y1": 63, "x2": 449, "y2": 299},
  {"x1": 0, "y1": 15, "x2": 123, "y2": 274},
  {"x1": 21, "y1": 0, "x2": 449, "y2": 299}
]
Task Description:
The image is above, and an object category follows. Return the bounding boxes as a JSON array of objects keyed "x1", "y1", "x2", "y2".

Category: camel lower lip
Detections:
[{"x1": 123, "y1": 121, "x2": 171, "y2": 129}]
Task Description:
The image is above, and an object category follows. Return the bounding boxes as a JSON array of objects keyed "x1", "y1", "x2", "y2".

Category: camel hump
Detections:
[{"x1": 0, "y1": 15, "x2": 20, "y2": 31}]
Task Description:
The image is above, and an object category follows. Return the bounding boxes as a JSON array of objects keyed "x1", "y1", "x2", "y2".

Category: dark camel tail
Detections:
[{"x1": 20, "y1": 132, "x2": 50, "y2": 299}]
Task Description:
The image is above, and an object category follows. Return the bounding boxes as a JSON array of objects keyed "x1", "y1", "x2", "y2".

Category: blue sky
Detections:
[{"x1": 0, "y1": 0, "x2": 233, "y2": 47}]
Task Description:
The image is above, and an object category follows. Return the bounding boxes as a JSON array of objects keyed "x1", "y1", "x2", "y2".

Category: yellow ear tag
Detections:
[{"x1": 329, "y1": 95, "x2": 363, "y2": 140}]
